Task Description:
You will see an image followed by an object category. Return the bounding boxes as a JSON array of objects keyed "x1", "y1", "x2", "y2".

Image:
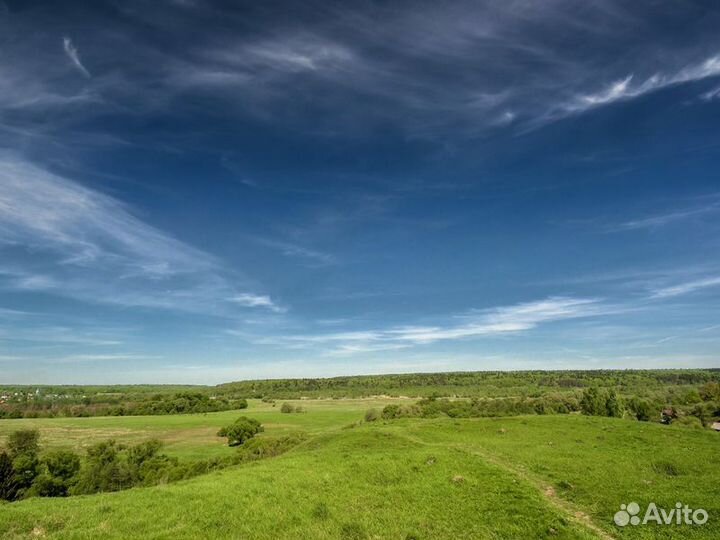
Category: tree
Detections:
[
  {"x1": 7, "y1": 429, "x2": 40, "y2": 458},
  {"x1": 217, "y1": 417, "x2": 264, "y2": 446},
  {"x1": 7, "y1": 429, "x2": 40, "y2": 497},
  {"x1": 628, "y1": 397, "x2": 652, "y2": 422},
  {"x1": 580, "y1": 388, "x2": 605, "y2": 416},
  {"x1": 127, "y1": 439, "x2": 163, "y2": 469},
  {"x1": 605, "y1": 390, "x2": 623, "y2": 418},
  {"x1": 44, "y1": 450, "x2": 81, "y2": 482},
  {"x1": 0, "y1": 451, "x2": 18, "y2": 501},
  {"x1": 72, "y1": 440, "x2": 132, "y2": 494},
  {"x1": 699, "y1": 382, "x2": 720, "y2": 401},
  {"x1": 32, "y1": 449, "x2": 82, "y2": 497}
]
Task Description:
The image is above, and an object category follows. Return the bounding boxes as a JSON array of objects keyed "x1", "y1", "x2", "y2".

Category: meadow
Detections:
[
  {"x1": 1, "y1": 372, "x2": 719, "y2": 539},
  {"x1": 0, "y1": 401, "x2": 718, "y2": 538}
]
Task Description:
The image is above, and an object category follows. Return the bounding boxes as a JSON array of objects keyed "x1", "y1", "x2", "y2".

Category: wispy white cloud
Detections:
[
  {"x1": 55, "y1": 353, "x2": 163, "y2": 363},
  {"x1": 386, "y1": 297, "x2": 605, "y2": 344},
  {"x1": 562, "y1": 55, "x2": 720, "y2": 116},
  {"x1": 0, "y1": 155, "x2": 215, "y2": 274},
  {"x1": 327, "y1": 343, "x2": 412, "y2": 356},
  {"x1": 228, "y1": 293, "x2": 285, "y2": 313},
  {"x1": 0, "y1": 323, "x2": 124, "y2": 346},
  {"x1": 579, "y1": 75, "x2": 635, "y2": 107},
  {"x1": 62, "y1": 37, "x2": 91, "y2": 78},
  {"x1": 701, "y1": 85, "x2": 720, "y2": 101},
  {"x1": 0, "y1": 307, "x2": 32, "y2": 318},
  {"x1": 242, "y1": 37, "x2": 354, "y2": 73},
  {"x1": 609, "y1": 198, "x2": 720, "y2": 231},
  {"x1": 651, "y1": 276, "x2": 720, "y2": 299},
  {"x1": 1, "y1": 2, "x2": 719, "y2": 139},
  {"x1": 257, "y1": 297, "x2": 608, "y2": 355},
  {"x1": 0, "y1": 154, "x2": 276, "y2": 314},
  {"x1": 254, "y1": 238, "x2": 336, "y2": 266}
]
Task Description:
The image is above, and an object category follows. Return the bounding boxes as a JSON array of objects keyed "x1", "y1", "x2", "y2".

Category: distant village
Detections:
[{"x1": 0, "y1": 389, "x2": 85, "y2": 405}]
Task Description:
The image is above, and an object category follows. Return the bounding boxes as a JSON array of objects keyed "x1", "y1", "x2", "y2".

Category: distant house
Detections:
[{"x1": 712, "y1": 422, "x2": 720, "y2": 432}]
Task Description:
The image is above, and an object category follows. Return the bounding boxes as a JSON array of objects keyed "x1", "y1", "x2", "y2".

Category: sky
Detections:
[{"x1": 0, "y1": 0, "x2": 719, "y2": 384}]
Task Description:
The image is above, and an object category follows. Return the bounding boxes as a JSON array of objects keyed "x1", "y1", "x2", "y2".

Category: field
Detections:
[{"x1": 1, "y1": 396, "x2": 718, "y2": 539}]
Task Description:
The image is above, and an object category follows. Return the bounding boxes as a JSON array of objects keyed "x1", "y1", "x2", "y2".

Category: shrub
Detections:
[
  {"x1": 235, "y1": 434, "x2": 304, "y2": 462},
  {"x1": 688, "y1": 401, "x2": 720, "y2": 426},
  {"x1": 381, "y1": 404, "x2": 401, "y2": 419},
  {"x1": 7, "y1": 429, "x2": 40, "y2": 458},
  {"x1": 72, "y1": 440, "x2": 133, "y2": 494},
  {"x1": 364, "y1": 408, "x2": 380, "y2": 422},
  {"x1": 33, "y1": 450, "x2": 81, "y2": 497},
  {"x1": 217, "y1": 417, "x2": 264, "y2": 446},
  {"x1": 280, "y1": 402, "x2": 295, "y2": 413},
  {"x1": 673, "y1": 415, "x2": 704, "y2": 429}
]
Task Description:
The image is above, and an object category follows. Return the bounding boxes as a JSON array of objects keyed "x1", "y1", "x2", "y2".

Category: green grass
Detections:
[
  {"x1": 379, "y1": 415, "x2": 720, "y2": 539},
  {"x1": 0, "y1": 429, "x2": 595, "y2": 540},
  {"x1": 1, "y1": 403, "x2": 718, "y2": 539},
  {"x1": 0, "y1": 398, "x2": 409, "y2": 459}
]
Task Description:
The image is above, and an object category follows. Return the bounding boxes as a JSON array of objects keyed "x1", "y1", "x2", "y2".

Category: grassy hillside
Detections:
[{"x1": 1, "y1": 402, "x2": 718, "y2": 539}]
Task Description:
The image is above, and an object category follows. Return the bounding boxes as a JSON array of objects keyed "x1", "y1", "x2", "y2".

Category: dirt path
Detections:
[
  {"x1": 455, "y1": 444, "x2": 615, "y2": 540},
  {"x1": 394, "y1": 432, "x2": 615, "y2": 540}
]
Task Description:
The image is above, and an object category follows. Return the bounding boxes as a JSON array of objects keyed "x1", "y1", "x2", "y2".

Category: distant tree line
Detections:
[
  {"x1": 0, "y1": 392, "x2": 247, "y2": 419},
  {"x1": 4, "y1": 370, "x2": 718, "y2": 411},
  {"x1": 367, "y1": 381, "x2": 720, "y2": 428},
  {"x1": 215, "y1": 369, "x2": 720, "y2": 399},
  {"x1": 376, "y1": 394, "x2": 582, "y2": 420},
  {"x1": 577, "y1": 383, "x2": 720, "y2": 427}
]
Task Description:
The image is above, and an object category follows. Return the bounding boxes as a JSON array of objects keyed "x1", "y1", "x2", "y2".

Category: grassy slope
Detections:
[
  {"x1": 0, "y1": 428, "x2": 594, "y2": 540},
  {"x1": 383, "y1": 416, "x2": 720, "y2": 539},
  {"x1": 1, "y1": 405, "x2": 718, "y2": 539}
]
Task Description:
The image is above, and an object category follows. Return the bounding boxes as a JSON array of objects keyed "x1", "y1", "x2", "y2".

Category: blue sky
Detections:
[{"x1": 0, "y1": 0, "x2": 719, "y2": 384}]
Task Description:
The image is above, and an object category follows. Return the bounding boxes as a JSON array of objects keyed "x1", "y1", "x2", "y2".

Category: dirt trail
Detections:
[
  {"x1": 395, "y1": 432, "x2": 616, "y2": 540},
  {"x1": 457, "y1": 445, "x2": 615, "y2": 540}
]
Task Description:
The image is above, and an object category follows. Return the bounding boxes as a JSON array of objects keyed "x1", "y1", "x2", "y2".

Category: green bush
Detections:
[
  {"x1": 364, "y1": 409, "x2": 380, "y2": 422},
  {"x1": 217, "y1": 417, "x2": 264, "y2": 447},
  {"x1": 280, "y1": 402, "x2": 295, "y2": 413},
  {"x1": 7, "y1": 429, "x2": 40, "y2": 458},
  {"x1": 32, "y1": 450, "x2": 80, "y2": 497},
  {"x1": 673, "y1": 415, "x2": 705, "y2": 429},
  {"x1": 72, "y1": 440, "x2": 133, "y2": 494},
  {"x1": 235, "y1": 434, "x2": 305, "y2": 462}
]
